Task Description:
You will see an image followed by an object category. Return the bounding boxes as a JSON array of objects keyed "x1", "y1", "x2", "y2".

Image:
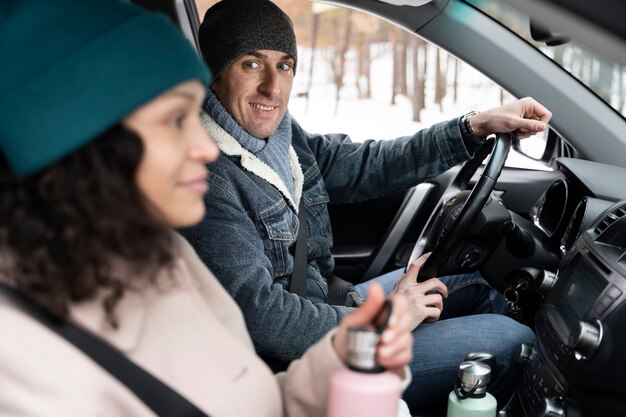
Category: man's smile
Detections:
[{"x1": 250, "y1": 102, "x2": 278, "y2": 111}]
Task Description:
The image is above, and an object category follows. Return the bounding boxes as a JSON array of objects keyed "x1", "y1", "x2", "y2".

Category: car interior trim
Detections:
[{"x1": 362, "y1": 183, "x2": 434, "y2": 280}]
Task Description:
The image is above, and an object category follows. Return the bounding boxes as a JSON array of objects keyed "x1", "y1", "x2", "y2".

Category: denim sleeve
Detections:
[
  {"x1": 179, "y1": 174, "x2": 353, "y2": 361},
  {"x1": 299, "y1": 117, "x2": 475, "y2": 204}
]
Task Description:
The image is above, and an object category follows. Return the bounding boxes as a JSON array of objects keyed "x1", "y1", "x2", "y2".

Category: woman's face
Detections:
[{"x1": 124, "y1": 80, "x2": 218, "y2": 228}]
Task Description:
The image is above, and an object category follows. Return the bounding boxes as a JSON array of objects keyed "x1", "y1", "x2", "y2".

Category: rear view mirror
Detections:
[
  {"x1": 530, "y1": 20, "x2": 570, "y2": 46},
  {"x1": 375, "y1": 0, "x2": 434, "y2": 5}
]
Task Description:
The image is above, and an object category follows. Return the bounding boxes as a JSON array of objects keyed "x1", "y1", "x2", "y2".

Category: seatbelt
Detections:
[
  {"x1": 289, "y1": 199, "x2": 352, "y2": 305},
  {"x1": 327, "y1": 274, "x2": 353, "y2": 306},
  {"x1": 289, "y1": 199, "x2": 308, "y2": 297},
  {"x1": 0, "y1": 282, "x2": 210, "y2": 417}
]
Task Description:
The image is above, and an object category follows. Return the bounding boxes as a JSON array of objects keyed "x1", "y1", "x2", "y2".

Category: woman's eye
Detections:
[{"x1": 168, "y1": 116, "x2": 185, "y2": 129}]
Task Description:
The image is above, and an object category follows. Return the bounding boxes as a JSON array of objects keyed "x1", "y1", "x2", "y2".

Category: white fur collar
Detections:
[{"x1": 201, "y1": 112, "x2": 304, "y2": 211}]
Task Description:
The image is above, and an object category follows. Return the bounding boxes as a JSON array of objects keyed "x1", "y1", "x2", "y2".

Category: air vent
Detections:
[
  {"x1": 591, "y1": 201, "x2": 626, "y2": 270},
  {"x1": 594, "y1": 205, "x2": 626, "y2": 237}
]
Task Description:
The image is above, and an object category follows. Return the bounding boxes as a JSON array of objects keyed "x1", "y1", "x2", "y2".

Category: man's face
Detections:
[{"x1": 211, "y1": 49, "x2": 295, "y2": 139}]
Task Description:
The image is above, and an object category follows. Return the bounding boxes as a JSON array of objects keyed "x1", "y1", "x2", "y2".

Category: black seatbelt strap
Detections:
[
  {"x1": 0, "y1": 282, "x2": 209, "y2": 417},
  {"x1": 289, "y1": 199, "x2": 352, "y2": 305},
  {"x1": 289, "y1": 198, "x2": 308, "y2": 297},
  {"x1": 327, "y1": 274, "x2": 353, "y2": 306}
]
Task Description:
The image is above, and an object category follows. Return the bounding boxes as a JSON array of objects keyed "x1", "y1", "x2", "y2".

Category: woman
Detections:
[{"x1": 0, "y1": 1, "x2": 414, "y2": 416}]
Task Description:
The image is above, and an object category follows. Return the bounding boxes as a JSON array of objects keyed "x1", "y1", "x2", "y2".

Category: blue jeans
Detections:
[{"x1": 355, "y1": 270, "x2": 535, "y2": 412}]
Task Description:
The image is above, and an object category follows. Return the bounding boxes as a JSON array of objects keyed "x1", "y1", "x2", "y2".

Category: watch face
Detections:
[{"x1": 463, "y1": 112, "x2": 476, "y2": 137}]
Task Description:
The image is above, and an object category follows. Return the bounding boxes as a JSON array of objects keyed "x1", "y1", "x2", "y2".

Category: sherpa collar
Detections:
[{"x1": 201, "y1": 112, "x2": 304, "y2": 211}]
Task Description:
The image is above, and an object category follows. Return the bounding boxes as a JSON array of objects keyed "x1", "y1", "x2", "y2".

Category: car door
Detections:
[{"x1": 318, "y1": 0, "x2": 573, "y2": 283}]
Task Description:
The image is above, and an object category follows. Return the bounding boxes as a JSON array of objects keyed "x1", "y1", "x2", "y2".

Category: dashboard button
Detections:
[
  {"x1": 594, "y1": 296, "x2": 611, "y2": 315},
  {"x1": 606, "y1": 286, "x2": 622, "y2": 300}
]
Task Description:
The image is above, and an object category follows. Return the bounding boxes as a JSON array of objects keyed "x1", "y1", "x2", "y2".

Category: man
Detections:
[{"x1": 182, "y1": 0, "x2": 548, "y2": 411}]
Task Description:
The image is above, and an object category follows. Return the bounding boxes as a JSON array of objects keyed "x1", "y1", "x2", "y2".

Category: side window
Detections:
[{"x1": 195, "y1": 0, "x2": 549, "y2": 170}]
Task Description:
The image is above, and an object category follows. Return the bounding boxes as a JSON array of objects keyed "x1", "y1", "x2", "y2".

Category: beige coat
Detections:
[{"x1": 0, "y1": 234, "x2": 344, "y2": 417}]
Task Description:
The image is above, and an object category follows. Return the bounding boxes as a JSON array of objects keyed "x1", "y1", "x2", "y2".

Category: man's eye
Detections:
[
  {"x1": 244, "y1": 61, "x2": 261, "y2": 69},
  {"x1": 277, "y1": 63, "x2": 292, "y2": 71}
]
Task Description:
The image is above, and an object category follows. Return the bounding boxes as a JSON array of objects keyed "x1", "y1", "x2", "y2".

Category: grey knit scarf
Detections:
[{"x1": 203, "y1": 89, "x2": 295, "y2": 199}]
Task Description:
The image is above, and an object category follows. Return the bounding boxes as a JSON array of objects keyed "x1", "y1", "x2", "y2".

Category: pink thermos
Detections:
[{"x1": 326, "y1": 325, "x2": 402, "y2": 417}]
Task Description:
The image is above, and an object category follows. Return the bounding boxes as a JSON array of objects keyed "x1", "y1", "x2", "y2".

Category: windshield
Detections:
[{"x1": 467, "y1": 0, "x2": 626, "y2": 120}]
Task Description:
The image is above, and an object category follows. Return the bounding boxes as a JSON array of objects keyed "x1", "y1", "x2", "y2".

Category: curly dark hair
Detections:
[{"x1": 0, "y1": 125, "x2": 175, "y2": 327}]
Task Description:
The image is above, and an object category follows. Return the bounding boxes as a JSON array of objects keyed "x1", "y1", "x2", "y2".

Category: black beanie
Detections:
[{"x1": 199, "y1": 0, "x2": 297, "y2": 77}]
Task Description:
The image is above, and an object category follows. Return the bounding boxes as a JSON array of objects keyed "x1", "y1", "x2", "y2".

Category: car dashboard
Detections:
[
  {"x1": 505, "y1": 158, "x2": 626, "y2": 417},
  {"x1": 531, "y1": 158, "x2": 626, "y2": 256}
]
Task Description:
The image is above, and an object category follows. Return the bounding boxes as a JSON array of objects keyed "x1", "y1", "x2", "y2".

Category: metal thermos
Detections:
[{"x1": 447, "y1": 360, "x2": 498, "y2": 417}]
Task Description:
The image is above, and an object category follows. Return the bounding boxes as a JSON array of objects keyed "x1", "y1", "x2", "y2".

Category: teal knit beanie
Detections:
[{"x1": 0, "y1": 0, "x2": 211, "y2": 175}]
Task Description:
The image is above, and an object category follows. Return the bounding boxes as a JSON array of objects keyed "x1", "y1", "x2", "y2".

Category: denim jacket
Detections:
[{"x1": 180, "y1": 113, "x2": 475, "y2": 361}]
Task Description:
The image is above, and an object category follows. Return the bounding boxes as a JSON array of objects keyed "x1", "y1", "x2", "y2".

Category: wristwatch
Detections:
[{"x1": 461, "y1": 110, "x2": 480, "y2": 138}]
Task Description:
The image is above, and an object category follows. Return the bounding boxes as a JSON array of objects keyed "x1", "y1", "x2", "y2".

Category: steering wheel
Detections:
[{"x1": 409, "y1": 133, "x2": 512, "y2": 281}]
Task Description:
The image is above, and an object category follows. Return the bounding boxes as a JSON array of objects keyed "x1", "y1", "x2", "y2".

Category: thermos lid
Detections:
[
  {"x1": 464, "y1": 351, "x2": 494, "y2": 364},
  {"x1": 464, "y1": 352, "x2": 496, "y2": 379},
  {"x1": 458, "y1": 361, "x2": 491, "y2": 394},
  {"x1": 347, "y1": 327, "x2": 383, "y2": 373},
  {"x1": 346, "y1": 300, "x2": 392, "y2": 373}
]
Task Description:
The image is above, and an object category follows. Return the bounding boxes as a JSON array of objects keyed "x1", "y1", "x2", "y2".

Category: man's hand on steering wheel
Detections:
[
  {"x1": 409, "y1": 97, "x2": 553, "y2": 282},
  {"x1": 470, "y1": 97, "x2": 552, "y2": 139}
]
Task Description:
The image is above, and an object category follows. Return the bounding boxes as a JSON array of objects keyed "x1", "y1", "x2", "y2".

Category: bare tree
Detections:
[
  {"x1": 357, "y1": 39, "x2": 372, "y2": 99},
  {"x1": 389, "y1": 28, "x2": 410, "y2": 105},
  {"x1": 305, "y1": 12, "x2": 320, "y2": 112},
  {"x1": 331, "y1": 10, "x2": 353, "y2": 116},
  {"x1": 350, "y1": 12, "x2": 380, "y2": 100},
  {"x1": 400, "y1": 31, "x2": 409, "y2": 96},
  {"x1": 390, "y1": 28, "x2": 400, "y2": 105},
  {"x1": 553, "y1": 44, "x2": 566, "y2": 66},
  {"x1": 591, "y1": 61, "x2": 613, "y2": 103},
  {"x1": 434, "y1": 48, "x2": 447, "y2": 112},
  {"x1": 450, "y1": 55, "x2": 459, "y2": 104},
  {"x1": 411, "y1": 38, "x2": 427, "y2": 122},
  {"x1": 581, "y1": 54, "x2": 593, "y2": 85}
]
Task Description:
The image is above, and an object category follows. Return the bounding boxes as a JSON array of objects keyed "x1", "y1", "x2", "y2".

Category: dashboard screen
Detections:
[{"x1": 553, "y1": 255, "x2": 607, "y2": 342}]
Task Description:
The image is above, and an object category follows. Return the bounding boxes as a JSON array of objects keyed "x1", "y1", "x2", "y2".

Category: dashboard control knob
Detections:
[
  {"x1": 568, "y1": 320, "x2": 603, "y2": 360},
  {"x1": 509, "y1": 268, "x2": 557, "y2": 295},
  {"x1": 541, "y1": 397, "x2": 565, "y2": 417},
  {"x1": 516, "y1": 343, "x2": 535, "y2": 366},
  {"x1": 503, "y1": 220, "x2": 534, "y2": 256},
  {"x1": 535, "y1": 270, "x2": 557, "y2": 294}
]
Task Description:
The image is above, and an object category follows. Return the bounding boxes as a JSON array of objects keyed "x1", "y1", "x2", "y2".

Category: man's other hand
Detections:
[{"x1": 392, "y1": 254, "x2": 448, "y2": 328}]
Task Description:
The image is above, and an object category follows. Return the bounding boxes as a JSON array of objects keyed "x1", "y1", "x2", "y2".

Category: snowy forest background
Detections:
[{"x1": 195, "y1": 0, "x2": 626, "y2": 168}]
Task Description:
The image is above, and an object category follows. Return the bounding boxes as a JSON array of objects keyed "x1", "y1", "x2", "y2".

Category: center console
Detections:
[{"x1": 505, "y1": 200, "x2": 626, "y2": 417}]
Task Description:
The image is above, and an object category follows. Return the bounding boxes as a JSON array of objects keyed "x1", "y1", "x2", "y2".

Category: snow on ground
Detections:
[{"x1": 289, "y1": 45, "x2": 550, "y2": 170}]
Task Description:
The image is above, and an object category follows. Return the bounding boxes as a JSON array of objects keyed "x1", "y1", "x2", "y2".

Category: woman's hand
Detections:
[
  {"x1": 392, "y1": 253, "x2": 448, "y2": 328},
  {"x1": 333, "y1": 283, "x2": 414, "y2": 376}
]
